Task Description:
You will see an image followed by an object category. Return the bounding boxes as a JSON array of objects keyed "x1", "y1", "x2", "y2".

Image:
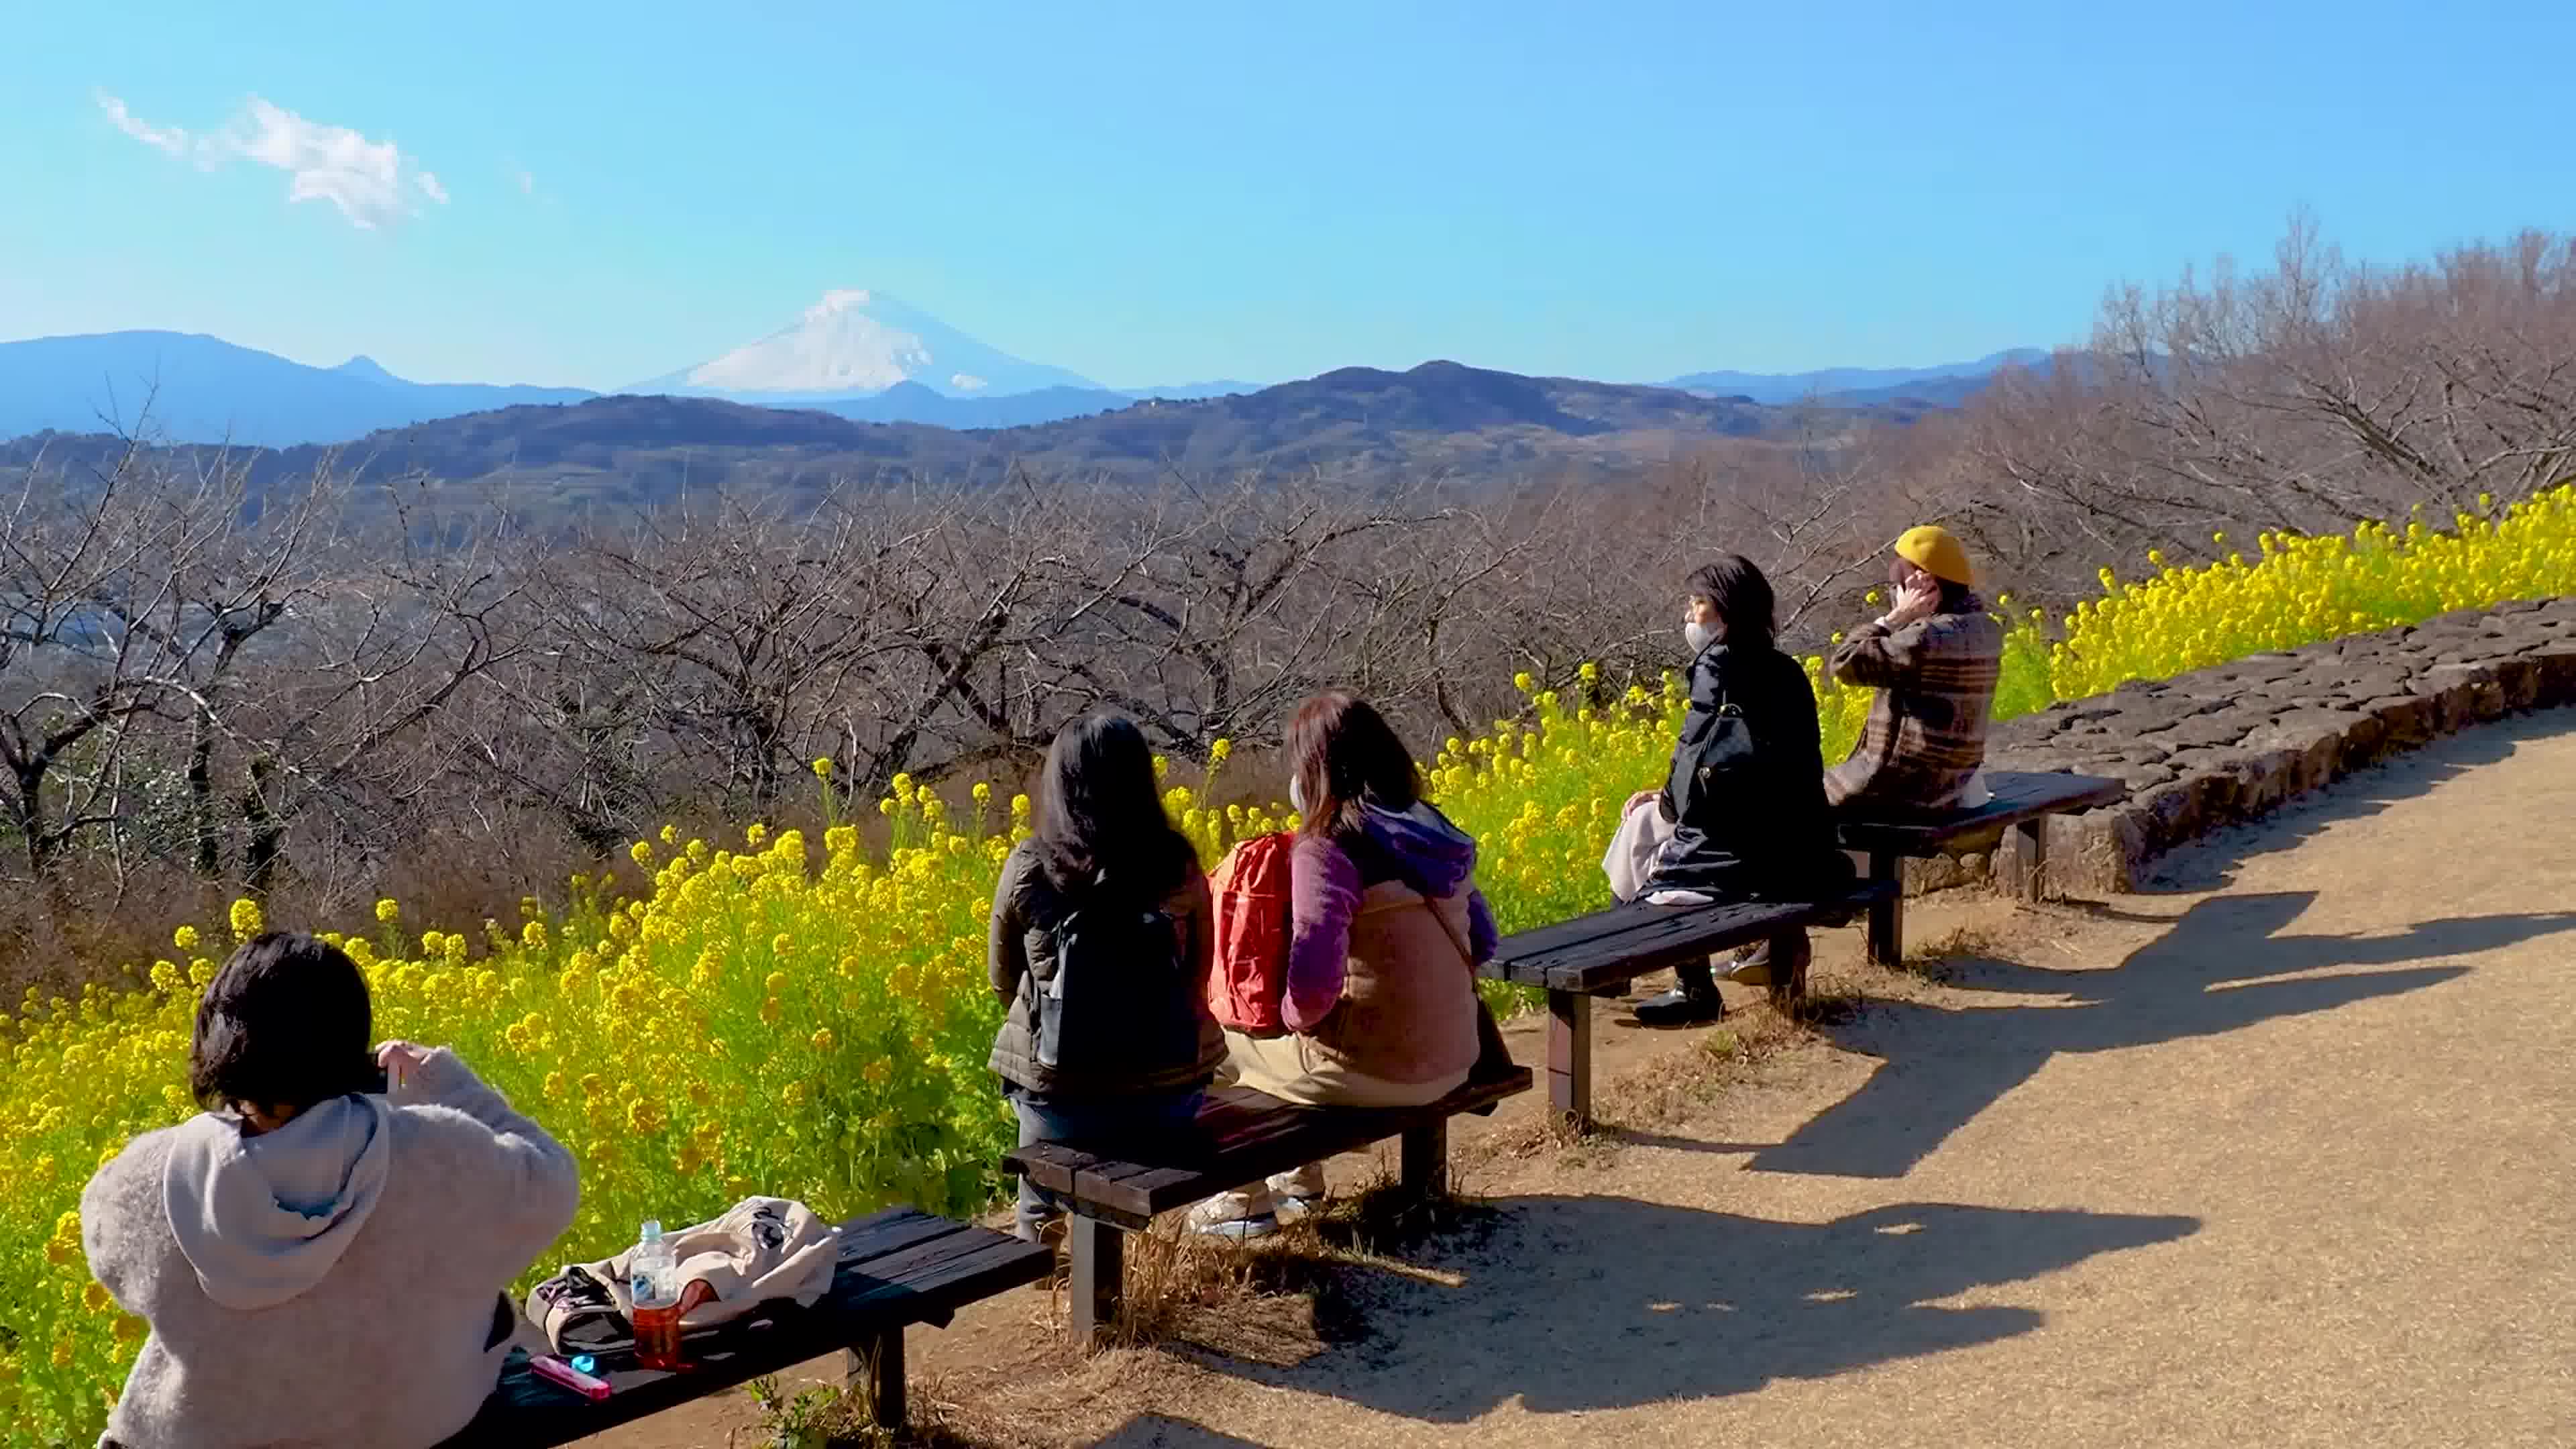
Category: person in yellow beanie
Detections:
[{"x1": 1822, "y1": 524, "x2": 2003, "y2": 812}]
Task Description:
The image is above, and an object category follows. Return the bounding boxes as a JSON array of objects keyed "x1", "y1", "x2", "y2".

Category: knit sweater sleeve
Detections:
[
  {"x1": 81, "y1": 1133, "x2": 173, "y2": 1320},
  {"x1": 1829, "y1": 616, "x2": 1933, "y2": 689},
  {"x1": 1283, "y1": 834, "x2": 1362, "y2": 1034},
  {"x1": 396, "y1": 1049, "x2": 580, "y2": 1271}
]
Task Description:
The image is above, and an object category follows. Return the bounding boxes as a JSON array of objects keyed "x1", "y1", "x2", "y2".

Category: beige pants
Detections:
[{"x1": 1192, "y1": 1030, "x2": 1471, "y2": 1224}]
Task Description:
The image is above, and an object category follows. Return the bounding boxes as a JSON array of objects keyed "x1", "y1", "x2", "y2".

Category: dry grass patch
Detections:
[
  {"x1": 859, "y1": 1173, "x2": 1500, "y2": 1448},
  {"x1": 1898, "y1": 922, "x2": 2006, "y2": 982}
]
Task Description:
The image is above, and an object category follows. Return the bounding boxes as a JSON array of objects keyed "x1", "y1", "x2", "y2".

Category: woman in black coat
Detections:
[{"x1": 1618, "y1": 554, "x2": 1853, "y2": 1026}]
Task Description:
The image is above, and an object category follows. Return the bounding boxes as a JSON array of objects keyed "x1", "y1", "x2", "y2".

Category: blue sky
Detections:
[{"x1": 4, "y1": 1, "x2": 2571, "y2": 392}]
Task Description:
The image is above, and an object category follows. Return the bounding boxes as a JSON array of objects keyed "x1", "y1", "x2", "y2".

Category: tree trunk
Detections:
[
  {"x1": 241, "y1": 753, "x2": 284, "y2": 896},
  {"x1": 188, "y1": 705, "x2": 223, "y2": 877}
]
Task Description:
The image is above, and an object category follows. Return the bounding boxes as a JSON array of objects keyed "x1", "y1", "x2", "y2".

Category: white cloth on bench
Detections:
[{"x1": 1603, "y1": 798, "x2": 1713, "y2": 906}]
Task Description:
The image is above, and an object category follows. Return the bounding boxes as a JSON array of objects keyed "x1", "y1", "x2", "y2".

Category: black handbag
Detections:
[{"x1": 1664, "y1": 681, "x2": 1760, "y2": 828}]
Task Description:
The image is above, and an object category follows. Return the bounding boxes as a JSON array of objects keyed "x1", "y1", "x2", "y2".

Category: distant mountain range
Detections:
[
  {"x1": 1662, "y1": 348, "x2": 2050, "y2": 407},
  {"x1": 0, "y1": 297, "x2": 1286, "y2": 447},
  {"x1": 0, "y1": 292, "x2": 2044, "y2": 450},
  {"x1": 3, "y1": 360, "x2": 1822, "y2": 515},
  {"x1": 0, "y1": 332, "x2": 595, "y2": 448}
]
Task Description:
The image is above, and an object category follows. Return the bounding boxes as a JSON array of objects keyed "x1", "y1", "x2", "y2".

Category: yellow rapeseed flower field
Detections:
[{"x1": 3, "y1": 486, "x2": 2569, "y2": 1442}]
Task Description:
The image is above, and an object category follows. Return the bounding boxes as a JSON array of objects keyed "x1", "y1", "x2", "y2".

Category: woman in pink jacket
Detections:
[{"x1": 1189, "y1": 690, "x2": 1502, "y2": 1238}]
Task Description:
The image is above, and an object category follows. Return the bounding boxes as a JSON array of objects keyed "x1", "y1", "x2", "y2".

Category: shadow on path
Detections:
[
  {"x1": 1745, "y1": 893, "x2": 2576, "y2": 1179},
  {"x1": 1191, "y1": 1196, "x2": 2197, "y2": 1422}
]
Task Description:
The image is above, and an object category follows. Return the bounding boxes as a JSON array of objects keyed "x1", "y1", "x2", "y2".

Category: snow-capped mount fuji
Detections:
[{"x1": 625, "y1": 289, "x2": 1105, "y2": 401}]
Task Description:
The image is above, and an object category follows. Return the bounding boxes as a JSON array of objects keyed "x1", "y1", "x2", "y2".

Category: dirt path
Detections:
[{"x1": 600, "y1": 711, "x2": 2576, "y2": 1448}]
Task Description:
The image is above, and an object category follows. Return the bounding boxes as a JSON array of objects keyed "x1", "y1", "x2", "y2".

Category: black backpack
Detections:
[{"x1": 1034, "y1": 876, "x2": 1202, "y2": 1077}]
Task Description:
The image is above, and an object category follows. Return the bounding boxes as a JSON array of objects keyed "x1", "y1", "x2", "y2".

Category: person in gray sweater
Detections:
[{"x1": 82, "y1": 932, "x2": 581, "y2": 1449}]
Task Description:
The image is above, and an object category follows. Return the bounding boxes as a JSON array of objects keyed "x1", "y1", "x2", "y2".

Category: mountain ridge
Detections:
[
  {"x1": 1, "y1": 359, "x2": 1824, "y2": 513},
  {"x1": 1663, "y1": 347, "x2": 2047, "y2": 404},
  {"x1": 0, "y1": 331, "x2": 596, "y2": 449},
  {"x1": 0, "y1": 314, "x2": 2045, "y2": 450}
]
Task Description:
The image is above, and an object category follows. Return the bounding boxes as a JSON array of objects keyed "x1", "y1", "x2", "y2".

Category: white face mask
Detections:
[
  {"x1": 1683, "y1": 619, "x2": 1717, "y2": 655},
  {"x1": 1289, "y1": 775, "x2": 1309, "y2": 815}
]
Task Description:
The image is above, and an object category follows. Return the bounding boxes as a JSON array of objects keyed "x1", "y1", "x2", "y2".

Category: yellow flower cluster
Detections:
[
  {"x1": 2021, "y1": 488, "x2": 2576, "y2": 704},
  {"x1": 0, "y1": 808, "x2": 1020, "y2": 1440},
  {"x1": 3, "y1": 488, "x2": 2569, "y2": 1442}
]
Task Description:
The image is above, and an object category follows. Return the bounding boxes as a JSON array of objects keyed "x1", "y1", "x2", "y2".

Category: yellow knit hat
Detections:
[{"x1": 1893, "y1": 525, "x2": 1974, "y2": 586}]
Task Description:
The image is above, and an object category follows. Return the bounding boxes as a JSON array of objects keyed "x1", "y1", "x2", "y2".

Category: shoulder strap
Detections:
[
  {"x1": 1419, "y1": 894, "x2": 1477, "y2": 971},
  {"x1": 1697, "y1": 653, "x2": 1739, "y2": 718}
]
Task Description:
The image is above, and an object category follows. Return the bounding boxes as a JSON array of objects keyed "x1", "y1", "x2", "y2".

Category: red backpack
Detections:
[{"x1": 1206, "y1": 831, "x2": 1297, "y2": 1036}]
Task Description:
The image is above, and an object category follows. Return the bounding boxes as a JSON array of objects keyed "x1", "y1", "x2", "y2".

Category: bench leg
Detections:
[
  {"x1": 1401, "y1": 1118, "x2": 1448, "y2": 1198},
  {"x1": 845, "y1": 1328, "x2": 904, "y2": 1428},
  {"x1": 1068, "y1": 1216, "x2": 1124, "y2": 1344},
  {"x1": 1547, "y1": 987, "x2": 1593, "y2": 1131},
  {"x1": 2015, "y1": 818, "x2": 2049, "y2": 902},
  {"x1": 1866, "y1": 850, "x2": 1903, "y2": 969},
  {"x1": 1764, "y1": 930, "x2": 1809, "y2": 1011}
]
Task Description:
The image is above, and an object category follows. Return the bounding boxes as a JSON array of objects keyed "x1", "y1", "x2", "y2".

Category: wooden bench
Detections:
[
  {"x1": 1835, "y1": 769, "x2": 2128, "y2": 969},
  {"x1": 437, "y1": 1206, "x2": 1052, "y2": 1447},
  {"x1": 1479, "y1": 881, "x2": 1894, "y2": 1131},
  {"x1": 1000, "y1": 1066, "x2": 1534, "y2": 1340}
]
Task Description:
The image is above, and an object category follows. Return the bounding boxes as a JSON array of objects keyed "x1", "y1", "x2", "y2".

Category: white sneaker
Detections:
[{"x1": 1189, "y1": 1210, "x2": 1279, "y2": 1240}]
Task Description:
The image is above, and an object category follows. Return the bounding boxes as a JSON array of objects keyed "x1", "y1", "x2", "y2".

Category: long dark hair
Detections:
[
  {"x1": 191, "y1": 932, "x2": 379, "y2": 1114},
  {"x1": 1288, "y1": 690, "x2": 1424, "y2": 841},
  {"x1": 1031, "y1": 711, "x2": 1198, "y2": 899},
  {"x1": 1684, "y1": 555, "x2": 1777, "y2": 652}
]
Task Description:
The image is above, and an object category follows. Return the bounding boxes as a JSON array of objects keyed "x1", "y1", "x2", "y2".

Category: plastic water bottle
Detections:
[{"x1": 629, "y1": 1220, "x2": 682, "y2": 1370}]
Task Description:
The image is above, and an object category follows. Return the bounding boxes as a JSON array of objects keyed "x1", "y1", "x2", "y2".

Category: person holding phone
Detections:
[
  {"x1": 83, "y1": 932, "x2": 580, "y2": 1449},
  {"x1": 1822, "y1": 525, "x2": 2004, "y2": 814}
]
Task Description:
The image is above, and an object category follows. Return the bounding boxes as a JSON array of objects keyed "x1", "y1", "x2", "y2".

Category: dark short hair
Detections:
[
  {"x1": 1684, "y1": 555, "x2": 1777, "y2": 651},
  {"x1": 190, "y1": 932, "x2": 378, "y2": 1114},
  {"x1": 1288, "y1": 690, "x2": 1424, "y2": 841}
]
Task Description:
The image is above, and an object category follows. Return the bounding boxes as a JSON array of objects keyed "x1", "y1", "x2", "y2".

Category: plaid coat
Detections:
[{"x1": 1823, "y1": 596, "x2": 2003, "y2": 811}]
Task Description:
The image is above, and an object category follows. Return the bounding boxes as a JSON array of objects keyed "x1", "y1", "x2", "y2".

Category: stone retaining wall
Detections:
[{"x1": 1917, "y1": 596, "x2": 2576, "y2": 896}]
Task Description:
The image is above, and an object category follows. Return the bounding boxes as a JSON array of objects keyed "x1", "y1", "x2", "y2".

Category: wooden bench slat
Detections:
[
  {"x1": 1534, "y1": 888, "x2": 1887, "y2": 994},
  {"x1": 1485, "y1": 881, "x2": 1893, "y2": 996},
  {"x1": 443, "y1": 1207, "x2": 1050, "y2": 1449},
  {"x1": 1483, "y1": 899, "x2": 1684, "y2": 969},
  {"x1": 835, "y1": 1226, "x2": 1049, "y2": 1318},
  {"x1": 1000, "y1": 1067, "x2": 1536, "y2": 1224},
  {"x1": 1835, "y1": 770, "x2": 2127, "y2": 851},
  {"x1": 833, "y1": 1205, "x2": 972, "y2": 1268},
  {"x1": 1007, "y1": 1140, "x2": 1112, "y2": 1196}
]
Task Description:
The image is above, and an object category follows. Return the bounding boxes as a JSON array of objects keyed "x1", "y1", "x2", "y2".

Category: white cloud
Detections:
[
  {"x1": 97, "y1": 93, "x2": 191, "y2": 158},
  {"x1": 95, "y1": 91, "x2": 447, "y2": 230},
  {"x1": 515, "y1": 167, "x2": 535, "y2": 195}
]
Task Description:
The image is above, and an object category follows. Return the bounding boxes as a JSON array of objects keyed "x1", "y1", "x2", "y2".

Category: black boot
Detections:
[{"x1": 1632, "y1": 961, "x2": 1725, "y2": 1027}]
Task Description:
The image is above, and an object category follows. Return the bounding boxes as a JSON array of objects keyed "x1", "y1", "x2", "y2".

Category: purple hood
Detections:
[{"x1": 1355, "y1": 801, "x2": 1479, "y2": 897}]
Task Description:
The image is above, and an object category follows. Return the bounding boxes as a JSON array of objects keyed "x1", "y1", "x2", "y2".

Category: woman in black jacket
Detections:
[
  {"x1": 1618, "y1": 554, "x2": 1853, "y2": 1026},
  {"x1": 987, "y1": 712, "x2": 1226, "y2": 1244}
]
